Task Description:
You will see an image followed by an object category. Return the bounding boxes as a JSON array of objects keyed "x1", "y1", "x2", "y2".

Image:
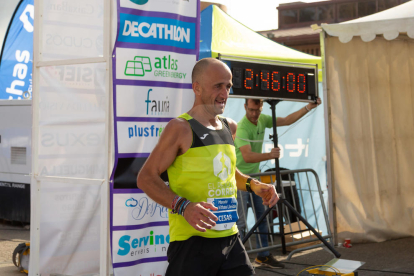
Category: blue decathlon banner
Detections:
[
  {"x1": 0, "y1": 0, "x2": 34, "y2": 100},
  {"x1": 118, "y1": 13, "x2": 196, "y2": 50}
]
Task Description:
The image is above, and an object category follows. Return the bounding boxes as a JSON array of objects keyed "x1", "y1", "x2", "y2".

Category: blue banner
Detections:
[
  {"x1": 0, "y1": 0, "x2": 34, "y2": 100},
  {"x1": 118, "y1": 13, "x2": 196, "y2": 49}
]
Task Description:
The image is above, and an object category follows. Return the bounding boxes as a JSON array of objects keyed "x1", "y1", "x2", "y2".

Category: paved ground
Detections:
[
  {"x1": 0, "y1": 221, "x2": 30, "y2": 276},
  {"x1": 250, "y1": 237, "x2": 414, "y2": 276},
  {"x1": 1, "y1": 220, "x2": 414, "y2": 276}
]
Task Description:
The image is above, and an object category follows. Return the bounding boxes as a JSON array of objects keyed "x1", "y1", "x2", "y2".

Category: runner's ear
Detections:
[{"x1": 193, "y1": 81, "x2": 201, "y2": 95}]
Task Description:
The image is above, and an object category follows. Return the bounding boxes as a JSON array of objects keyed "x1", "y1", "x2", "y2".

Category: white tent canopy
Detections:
[
  {"x1": 321, "y1": 2, "x2": 414, "y2": 243},
  {"x1": 322, "y1": 0, "x2": 414, "y2": 43}
]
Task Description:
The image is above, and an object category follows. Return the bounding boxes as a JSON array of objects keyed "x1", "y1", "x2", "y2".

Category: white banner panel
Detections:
[
  {"x1": 39, "y1": 181, "x2": 100, "y2": 276},
  {"x1": 37, "y1": 63, "x2": 106, "y2": 179},
  {"x1": 117, "y1": 121, "x2": 166, "y2": 154},
  {"x1": 120, "y1": 0, "x2": 197, "y2": 18},
  {"x1": 116, "y1": 85, "x2": 193, "y2": 118},
  {"x1": 115, "y1": 48, "x2": 195, "y2": 83},
  {"x1": 113, "y1": 193, "x2": 169, "y2": 227},
  {"x1": 41, "y1": 0, "x2": 104, "y2": 61}
]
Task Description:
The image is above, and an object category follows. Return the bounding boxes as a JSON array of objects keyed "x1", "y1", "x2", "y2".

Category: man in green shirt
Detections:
[{"x1": 235, "y1": 98, "x2": 321, "y2": 269}]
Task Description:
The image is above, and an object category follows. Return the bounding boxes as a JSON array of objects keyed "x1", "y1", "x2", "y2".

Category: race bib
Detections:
[{"x1": 207, "y1": 197, "x2": 238, "y2": 231}]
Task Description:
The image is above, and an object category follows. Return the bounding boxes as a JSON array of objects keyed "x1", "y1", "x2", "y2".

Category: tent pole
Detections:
[{"x1": 320, "y1": 30, "x2": 338, "y2": 245}]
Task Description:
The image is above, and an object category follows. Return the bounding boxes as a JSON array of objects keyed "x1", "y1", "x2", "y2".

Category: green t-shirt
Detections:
[{"x1": 235, "y1": 114, "x2": 273, "y2": 175}]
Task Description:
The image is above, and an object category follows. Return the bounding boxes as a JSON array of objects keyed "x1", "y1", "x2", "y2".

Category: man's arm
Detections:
[
  {"x1": 239, "y1": 144, "x2": 280, "y2": 163},
  {"x1": 276, "y1": 97, "x2": 321, "y2": 127},
  {"x1": 235, "y1": 168, "x2": 279, "y2": 207},
  {"x1": 137, "y1": 118, "x2": 218, "y2": 232},
  {"x1": 227, "y1": 116, "x2": 278, "y2": 206}
]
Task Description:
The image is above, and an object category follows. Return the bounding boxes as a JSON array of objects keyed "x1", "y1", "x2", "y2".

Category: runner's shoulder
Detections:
[
  {"x1": 222, "y1": 117, "x2": 237, "y2": 136},
  {"x1": 163, "y1": 117, "x2": 191, "y2": 137}
]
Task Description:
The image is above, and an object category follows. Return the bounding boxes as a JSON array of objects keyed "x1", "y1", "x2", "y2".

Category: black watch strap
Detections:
[{"x1": 246, "y1": 177, "x2": 253, "y2": 193}]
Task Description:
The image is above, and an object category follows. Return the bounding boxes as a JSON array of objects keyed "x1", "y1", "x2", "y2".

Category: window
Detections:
[
  {"x1": 338, "y1": 3, "x2": 356, "y2": 20},
  {"x1": 358, "y1": 1, "x2": 376, "y2": 17},
  {"x1": 299, "y1": 7, "x2": 316, "y2": 22},
  {"x1": 317, "y1": 5, "x2": 335, "y2": 21},
  {"x1": 378, "y1": 0, "x2": 398, "y2": 11},
  {"x1": 280, "y1": 9, "x2": 298, "y2": 25}
]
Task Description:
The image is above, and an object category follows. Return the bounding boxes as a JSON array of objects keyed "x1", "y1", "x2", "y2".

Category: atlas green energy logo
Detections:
[{"x1": 124, "y1": 55, "x2": 187, "y2": 80}]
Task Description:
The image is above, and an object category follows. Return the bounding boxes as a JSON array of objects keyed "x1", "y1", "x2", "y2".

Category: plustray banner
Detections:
[{"x1": 110, "y1": 0, "x2": 199, "y2": 275}]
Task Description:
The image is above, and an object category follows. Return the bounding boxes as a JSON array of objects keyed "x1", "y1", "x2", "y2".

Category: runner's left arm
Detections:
[{"x1": 234, "y1": 168, "x2": 279, "y2": 207}]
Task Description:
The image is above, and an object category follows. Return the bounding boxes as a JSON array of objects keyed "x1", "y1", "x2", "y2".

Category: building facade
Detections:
[{"x1": 259, "y1": 0, "x2": 410, "y2": 56}]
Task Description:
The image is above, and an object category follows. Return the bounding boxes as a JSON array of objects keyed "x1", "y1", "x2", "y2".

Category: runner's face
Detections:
[
  {"x1": 199, "y1": 63, "x2": 232, "y2": 115},
  {"x1": 245, "y1": 100, "x2": 263, "y2": 124}
]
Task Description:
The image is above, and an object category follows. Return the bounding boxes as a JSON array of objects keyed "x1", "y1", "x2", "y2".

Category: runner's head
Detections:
[{"x1": 192, "y1": 58, "x2": 232, "y2": 115}]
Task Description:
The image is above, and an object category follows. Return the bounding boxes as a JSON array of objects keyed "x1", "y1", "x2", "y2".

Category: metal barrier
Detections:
[{"x1": 238, "y1": 169, "x2": 333, "y2": 260}]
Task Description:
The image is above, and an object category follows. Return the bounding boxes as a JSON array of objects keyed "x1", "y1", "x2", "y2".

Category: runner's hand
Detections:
[
  {"x1": 251, "y1": 181, "x2": 279, "y2": 207},
  {"x1": 183, "y1": 202, "x2": 218, "y2": 232}
]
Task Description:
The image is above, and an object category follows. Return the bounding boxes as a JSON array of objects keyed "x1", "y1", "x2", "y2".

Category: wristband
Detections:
[
  {"x1": 246, "y1": 177, "x2": 253, "y2": 193},
  {"x1": 305, "y1": 105, "x2": 310, "y2": 112}
]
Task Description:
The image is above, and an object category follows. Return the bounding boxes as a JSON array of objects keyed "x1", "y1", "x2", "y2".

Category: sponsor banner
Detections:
[
  {"x1": 39, "y1": 64, "x2": 105, "y2": 91},
  {"x1": 117, "y1": 121, "x2": 166, "y2": 154},
  {"x1": 44, "y1": 0, "x2": 103, "y2": 27},
  {"x1": 113, "y1": 193, "x2": 168, "y2": 227},
  {"x1": 112, "y1": 226, "x2": 170, "y2": 264},
  {"x1": 0, "y1": 182, "x2": 27, "y2": 189},
  {"x1": 116, "y1": 85, "x2": 193, "y2": 118},
  {"x1": 118, "y1": 13, "x2": 195, "y2": 49},
  {"x1": 115, "y1": 48, "x2": 195, "y2": 83},
  {"x1": 38, "y1": 125, "x2": 105, "y2": 156},
  {"x1": 41, "y1": 27, "x2": 103, "y2": 60},
  {"x1": 114, "y1": 261, "x2": 167, "y2": 276},
  {"x1": 0, "y1": 0, "x2": 34, "y2": 100},
  {"x1": 111, "y1": 0, "x2": 199, "y2": 274},
  {"x1": 120, "y1": 0, "x2": 197, "y2": 18},
  {"x1": 41, "y1": 0, "x2": 103, "y2": 60}
]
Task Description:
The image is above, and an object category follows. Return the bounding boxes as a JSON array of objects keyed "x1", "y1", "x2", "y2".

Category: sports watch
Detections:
[{"x1": 246, "y1": 177, "x2": 253, "y2": 193}]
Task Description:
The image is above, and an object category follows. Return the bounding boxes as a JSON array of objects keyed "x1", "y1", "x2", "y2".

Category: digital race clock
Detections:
[{"x1": 220, "y1": 56, "x2": 318, "y2": 103}]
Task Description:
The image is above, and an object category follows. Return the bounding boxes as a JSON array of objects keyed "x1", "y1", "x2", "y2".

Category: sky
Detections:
[{"x1": 211, "y1": 0, "x2": 326, "y2": 31}]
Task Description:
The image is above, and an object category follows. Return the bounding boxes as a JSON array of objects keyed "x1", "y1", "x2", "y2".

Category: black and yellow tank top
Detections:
[{"x1": 167, "y1": 113, "x2": 239, "y2": 241}]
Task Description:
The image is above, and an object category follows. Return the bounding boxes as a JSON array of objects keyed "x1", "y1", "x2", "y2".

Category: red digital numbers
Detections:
[
  {"x1": 297, "y1": 74, "x2": 306, "y2": 93},
  {"x1": 287, "y1": 73, "x2": 295, "y2": 93},
  {"x1": 260, "y1": 70, "x2": 269, "y2": 90},
  {"x1": 241, "y1": 68, "x2": 307, "y2": 95},
  {"x1": 244, "y1": 69, "x2": 253, "y2": 89},
  {"x1": 271, "y1": 71, "x2": 280, "y2": 91}
]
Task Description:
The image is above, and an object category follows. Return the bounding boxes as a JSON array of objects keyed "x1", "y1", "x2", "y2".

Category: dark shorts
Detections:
[{"x1": 166, "y1": 234, "x2": 254, "y2": 276}]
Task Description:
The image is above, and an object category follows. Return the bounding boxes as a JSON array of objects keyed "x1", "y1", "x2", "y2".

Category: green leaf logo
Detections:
[{"x1": 125, "y1": 56, "x2": 152, "y2": 77}]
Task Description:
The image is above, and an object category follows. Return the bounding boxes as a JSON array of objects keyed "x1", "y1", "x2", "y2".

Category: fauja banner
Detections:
[{"x1": 110, "y1": 0, "x2": 200, "y2": 275}]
